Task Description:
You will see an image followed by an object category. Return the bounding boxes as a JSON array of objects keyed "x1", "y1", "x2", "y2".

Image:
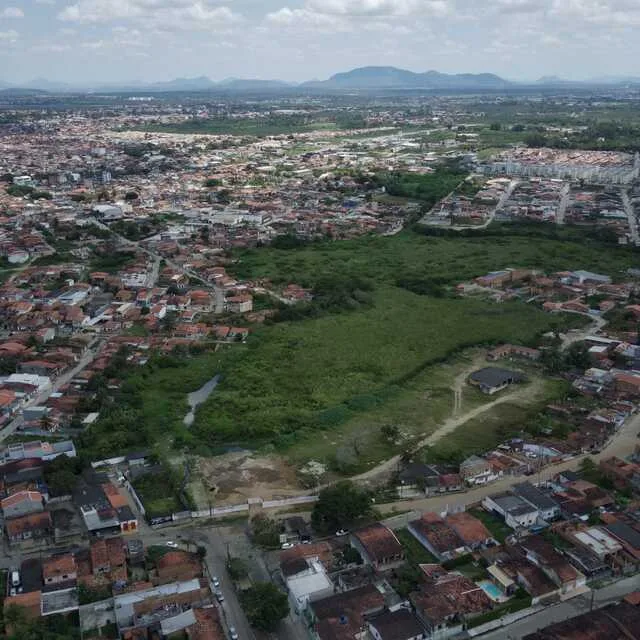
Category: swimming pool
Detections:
[{"x1": 478, "y1": 580, "x2": 503, "y2": 600}]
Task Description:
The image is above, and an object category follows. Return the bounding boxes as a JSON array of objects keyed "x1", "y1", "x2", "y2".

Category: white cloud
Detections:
[
  {"x1": 58, "y1": 0, "x2": 240, "y2": 29},
  {"x1": 306, "y1": 0, "x2": 449, "y2": 16},
  {"x1": 0, "y1": 29, "x2": 19, "y2": 41},
  {"x1": 0, "y1": 7, "x2": 25, "y2": 19}
]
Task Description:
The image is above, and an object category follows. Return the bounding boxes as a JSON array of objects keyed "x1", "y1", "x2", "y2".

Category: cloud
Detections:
[
  {"x1": 58, "y1": 0, "x2": 240, "y2": 30},
  {"x1": 306, "y1": 0, "x2": 449, "y2": 16},
  {"x1": 0, "y1": 7, "x2": 25, "y2": 19},
  {"x1": 0, "y1": 29, "x2": 19, "y2": 42}
]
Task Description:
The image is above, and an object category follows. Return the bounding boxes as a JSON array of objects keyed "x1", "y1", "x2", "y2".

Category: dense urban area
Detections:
[{"x1": 0, "y1": 84, "x2": 640, "y2": 640}]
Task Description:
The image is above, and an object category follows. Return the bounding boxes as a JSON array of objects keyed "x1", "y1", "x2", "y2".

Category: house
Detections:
[
  {"x1": 512, "y1": 482, "x2": 560, "y2": 521},
  {"x1": 308, "y1": 584, "x2": 385, "y2": 640},
  {"x1": 284, "y1": 556, "x2": 334, "y2": 613},
  {"x1": 520, "y1": 535, "x2": 586, "y2": 596},
  {"x1": 367, "y1": 609, "x2": 426, "y2": 640},
  {"x1": 482, "y1": 492, "x2": 539, "y2": 530},
  {"x1": 408, "y1": 513, "x2": 466, "y2": 561},
  {"x1": 487, "y1": 344, "x2": 541, "y2": 362},
  {"x1": 411, "y1": 567, "x2": 492, "y2": 639},
  {"x1": 1, "y1": 490, "x2": 43, "y2": 520},
  {"x1": 226, "y1": 294, "x2": 253, "y2": 314},
  {"x1": 350, "y1": 524, "x2": 404, "y2": 571},
  {"x1": 43, "y1": 554, "x2": 77, "y2": 586},
  {"x1": 459, "y1": 455, "x2": 494, "y2": 484},
  {"x1": 6, "y1": 511, "x2": 52, "y2": 546},
  {"x1": 397, "y1": 463, "x2": 442, "y2": 497},
  {"x1": 445, "y1": 512, "x2": 495, "y2": 550},
  {"x1": 90, "y1": 537, "x2": 127, "y2": 582},
  {"x1": 468, "y1": 367, "x2": 525, "y2": 394}
]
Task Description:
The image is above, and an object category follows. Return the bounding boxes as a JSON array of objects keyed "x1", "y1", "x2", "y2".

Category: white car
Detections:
[
  {"x1": 281, "y1": 542, "x2": 294, "y2": 549},
  {"x1": 335, "y1": 529, "x2": 349, "y2": 537},
  {"x1": 212, "y1": 576, "x2": 220, "y2": 588},
  {"x1": 229, "y1": 626, "x2": 239, "y2": 639},
  {"x1": 165, "y1": 541, "x2": 179, "y2": 548}
]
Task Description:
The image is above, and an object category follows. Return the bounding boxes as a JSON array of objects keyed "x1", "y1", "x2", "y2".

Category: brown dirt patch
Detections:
[{"x1": 197, "y1": 451, "x2": 302, "y2": 505}]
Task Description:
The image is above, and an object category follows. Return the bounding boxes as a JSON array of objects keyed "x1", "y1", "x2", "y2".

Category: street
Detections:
[
  {"x1": 475, "y1": 574, "x2": 640, "y2": 639},
  {"x1": 0, "y1": 337, "x2": 105, "y2": 443}
]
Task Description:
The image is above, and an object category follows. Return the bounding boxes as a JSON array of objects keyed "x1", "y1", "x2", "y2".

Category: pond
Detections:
[{"x1": 183, "y1": 374, "x2": 220, "y2": 427}]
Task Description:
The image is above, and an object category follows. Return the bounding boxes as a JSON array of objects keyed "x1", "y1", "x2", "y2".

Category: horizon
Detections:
[{"x1": 1, "y1": 1, "x2": 639, "y2": 85}]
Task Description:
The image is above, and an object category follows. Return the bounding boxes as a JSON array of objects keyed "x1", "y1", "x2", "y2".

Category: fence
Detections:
[{"x1": 150, "y1": 494, "x2": 319, "y2": 527}]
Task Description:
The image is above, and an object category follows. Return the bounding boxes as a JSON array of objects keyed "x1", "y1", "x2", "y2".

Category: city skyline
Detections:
[{"x1": 0, "y1": 0, "x2": 639, "y2": 84}]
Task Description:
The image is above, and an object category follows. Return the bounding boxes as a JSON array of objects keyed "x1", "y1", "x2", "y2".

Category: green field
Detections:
[
  {"x1": 83, "y1": 227, "x2": 636, "y2": 469},
  {"x1": 231, "y1": 227, "x2": 637, "y2": 288},
  {"x1": 420, "y1": 378, "x2": 570, "y2": 466}
]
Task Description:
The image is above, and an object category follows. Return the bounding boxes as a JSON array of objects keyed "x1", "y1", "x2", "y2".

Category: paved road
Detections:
[
  {"x1": 621, "y1": 189, "x2": 639, "y2": 246},
  {"x1": 378, "y1": 409, "x2": 640, "y2": 519},
  {"x1": 475, "y1": 574, "x2": 640, "y2": 639},
  {"x1": 0, "y1": 338, "x2": 105, "y2": 443}
]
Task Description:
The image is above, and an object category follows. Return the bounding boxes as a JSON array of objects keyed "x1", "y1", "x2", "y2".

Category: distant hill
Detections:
[{"x1": 303, "y1": 66, "x2": 512, "y2": 90}]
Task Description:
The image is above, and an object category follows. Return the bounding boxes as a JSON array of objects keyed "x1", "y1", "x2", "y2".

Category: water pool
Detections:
[{"x1": 478, "y1": 580, "x2": 503, "y2": 600}]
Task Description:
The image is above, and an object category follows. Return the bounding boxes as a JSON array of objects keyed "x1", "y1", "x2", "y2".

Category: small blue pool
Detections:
[{"x1": 478, "y1": 580, "x2": 503, "y2": 600}]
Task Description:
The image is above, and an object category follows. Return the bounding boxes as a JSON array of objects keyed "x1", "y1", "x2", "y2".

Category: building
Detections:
[
  {"x1": 487, "y1": 344, "x2": 541, "y2": 362},
  {"x1": 43, "y1": 554, "x2": 77, "y2": 586},
  {"x1": 350, "y1": 524, "x2": 405, "y2": 571},
  {"x1": 482, "y1": 493, "x2": 539, "y2": 530},
  {"x1": 1, "y1": 490, "x2": 43, "y2": 520},
  {"x1": 0, "y1": 440, "x2": 76, "y2": 464},
  {"x1": 512, "y1": 482, "x2": 560, "y2": 521},
  {"x1": 445, "y1": 512, "x2": 495, "y2": 550},
  {"x1": 308, "y1": 584, "x2": 385, "y2": 640},
  {"x1": 468, "y1": 367, "x2": 525, "y2": 395},
  {"x1": 459, "y1": 455, "x2": 493, "y2": 484},
  {"x1": 284, "y1": 556, "x2": 334, "y2": 613},
  {"x1": 411, "y1": 567, "x2": 492, "y2": 639},
  {"x1": 5, "y1": 511, "x2": 51, "y2": 547},
  {"x1": 367, "y1": 609, "x2": 427, "y2": 640},
  {"x1": 408, "y1": 513, "x2": 466, "y2": 561}
]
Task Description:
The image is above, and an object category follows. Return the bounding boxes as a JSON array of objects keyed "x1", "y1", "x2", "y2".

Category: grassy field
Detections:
[
  {"x1": 420, "y1": 378, "x2": 570, "y2": 465},
  {"x1": 468, "y1": 507, "x2": 512, "y2": 543},
  {"x1": 191, "y1": 287, "x2": 575, "y2": 452},
  {"x1": 231, "y1": 227, "x2": 637, "y2": 288}
]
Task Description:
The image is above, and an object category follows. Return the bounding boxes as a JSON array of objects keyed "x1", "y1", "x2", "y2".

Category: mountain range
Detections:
[{"x1": 2, "y1": 66, "x2": 640, "y2": 94}]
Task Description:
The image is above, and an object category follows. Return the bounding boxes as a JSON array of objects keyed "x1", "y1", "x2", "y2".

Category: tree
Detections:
[
  {"x1": 251, "y1": 515, "x2": 281, "y2": 548},
  {"x1": 204, "y1": 178, "x2": 221, "y2": 188},
  {"x1": 489, "y1": 122, "x2": 501, "y2": 131},
  {"x1": 124, "y1": 191, "x2": 139, "y2": 201},
  {"x1": 240, "y1": 582, "x2": 289, "y2": 632},
  {"x1": 381, "y1": 423, "x2": 400, "y2": 442},
  {"x1": 226, "y1": 556, "x2": 249, "y2": 581},
  {"x1": 44, "y1": 455, "x2": 83, "y2": 496},
  {"x1": 311, "y1": 481, "x2": 372, "y2": 533}
]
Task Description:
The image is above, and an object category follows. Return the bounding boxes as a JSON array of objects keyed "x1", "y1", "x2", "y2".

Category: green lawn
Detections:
[
  {"x1": 396, "y1": 527, "x2": 437, "y2": 564},
  {"x1": 469, "y1": 508, "x2": 512, "y2": 543}
]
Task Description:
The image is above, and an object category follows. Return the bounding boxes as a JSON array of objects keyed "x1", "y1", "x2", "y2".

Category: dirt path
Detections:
[
  {"x1": 350, "y1": 377, "x2": 545, "y2": 485},
  {"x1": 378, "y1": 410, "x2": 640, "y2": 516}
]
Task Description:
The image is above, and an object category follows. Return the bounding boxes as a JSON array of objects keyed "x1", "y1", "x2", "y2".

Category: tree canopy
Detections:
[
  {"x1": 239, "y1": 582, "x2": 290, "y2": 632},
  {"x1": 311, "y1": 480, "x2": 372, "y2": 533}
]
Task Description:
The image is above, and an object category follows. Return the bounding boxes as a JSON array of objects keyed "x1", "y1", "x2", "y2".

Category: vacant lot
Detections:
[{"x1": 192, "y1": 287, "x2": 572, "y2": 451}]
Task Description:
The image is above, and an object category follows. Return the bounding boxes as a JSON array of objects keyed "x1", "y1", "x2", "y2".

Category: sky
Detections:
[{"x1": 0, "y1": 0, "x2": 639, "y2": 84}]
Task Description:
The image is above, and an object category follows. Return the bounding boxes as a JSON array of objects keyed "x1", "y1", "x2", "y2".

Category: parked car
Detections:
[
  {"x1": 212, "y1": 576, "x2": 220, "y2": 588},
  {"x1": 215, "y1": 589, "x2": 225, "y2": 603},
  {"x1": 165, "y1": 541, "x2": 179, "y2": 548},
  {"x1": 335, "y1": 529, "x2": 349, "y2": 536},
  {"x1": 281, "y1": 542, "x2": 294, "y2": 549},
  {"x1": 229, "y1": 626, "x2": 239, "y2": 639}
]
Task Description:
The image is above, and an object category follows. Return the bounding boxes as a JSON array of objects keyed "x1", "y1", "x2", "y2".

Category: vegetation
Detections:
[
  {"x1": 132, "y1": 466, "x2": 188, "y2": 518},
  {"x1": 311, "y1": 481, "x2": 372, "y2": 533},
  {"x1": 89, "y1": 250, "x2": 137, "y2": 274},
  {"x1": 78, "y1": 584, "x2": 112, "y2": 605},
  {"x1": 43, "y1": 455, "x2": 84, "y2": 497},
  {"x1": 469, "y1": 508, "x2": 511, "y2": 543},
  {"x1": 239, "y1": 582, "x2": 290, "y2": 632},
  {"x1": 467, "y1": 589, "x2": 532, "y2": 628},
  {"x1": 372, "y1": 162, "x2": 467, "y2": 209},
  {"x1": 250, "y1": 515, "x2": 281, "y2": 549},
  {"x1": 4, "y1": 607, "x2": 81, "y2": 640},
  {"x1": 226, "y1": 557, "x2": 249, "y2": 581}
]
